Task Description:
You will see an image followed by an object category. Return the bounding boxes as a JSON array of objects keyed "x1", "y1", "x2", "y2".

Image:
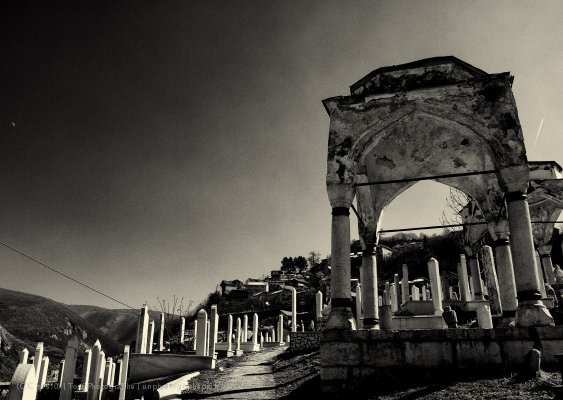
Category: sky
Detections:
[{"x1": 1, "y1": 1, "x2": 562, "y2": 310}]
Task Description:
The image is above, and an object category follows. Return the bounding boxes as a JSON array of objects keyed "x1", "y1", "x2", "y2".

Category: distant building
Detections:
[
  {"x1": 245, "y1": 279, "x2": 269, "y2": 295},
  {"x1": 220, "y1": 279, "x2": 245, "y2": 296},
  {"x1": 529, "y1": 161, "x2": 563, "y2": 180}
]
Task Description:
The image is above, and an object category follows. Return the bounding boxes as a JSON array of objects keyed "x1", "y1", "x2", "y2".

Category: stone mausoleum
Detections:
[{"x1": 320, "y1": 56, "x2": 563, "y2": 393}]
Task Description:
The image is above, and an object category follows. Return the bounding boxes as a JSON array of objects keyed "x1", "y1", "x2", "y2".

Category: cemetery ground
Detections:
[{"x1": 181, "y1": 347, "x2": 562, "y2": 399}]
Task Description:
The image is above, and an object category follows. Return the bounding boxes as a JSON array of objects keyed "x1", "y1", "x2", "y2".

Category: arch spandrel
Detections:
[
  {"x1": 529, "y1": 179, "x2": 563, "y2": 251},
  {"x1": 325, "y1": 69, "x2": 529, "y2": 194},
  {"x1": 356, "y1": 108, "x2": 506, "y2": 223}
]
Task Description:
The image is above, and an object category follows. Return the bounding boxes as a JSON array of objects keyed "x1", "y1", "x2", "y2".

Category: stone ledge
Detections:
[{"x1": 320, "y1": 325, "x2": 563, "y2": 343}]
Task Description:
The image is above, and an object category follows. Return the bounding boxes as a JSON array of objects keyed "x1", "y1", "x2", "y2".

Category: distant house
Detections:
[
  {"x1": 270, "y1": 270, "x2": 282, "y2": 280},
  {"x1": 245, "y1": 279, "x2": 269, "y2": 295},
  {"x1": 220, "y1": 279, "x2": 245, "y2": 296}
]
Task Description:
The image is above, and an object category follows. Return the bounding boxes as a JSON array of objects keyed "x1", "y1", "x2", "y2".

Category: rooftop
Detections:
[{"x1": 349, "y1": 56, "x2": 492, "y2": 97}]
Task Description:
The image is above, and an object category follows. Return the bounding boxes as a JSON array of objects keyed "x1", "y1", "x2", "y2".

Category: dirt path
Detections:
[{"x1": 182, "y1": 346, "x2": 287, "y2": 399}]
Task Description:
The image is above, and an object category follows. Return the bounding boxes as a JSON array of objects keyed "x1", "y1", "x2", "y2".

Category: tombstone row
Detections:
[{"x1": 8, "y1": 339, "x2": 130, "y2": 400}]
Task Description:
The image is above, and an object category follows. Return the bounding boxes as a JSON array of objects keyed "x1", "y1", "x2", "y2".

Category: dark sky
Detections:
[{"x1": 1, "y1": 1, "x2": 562, "y2": 309}]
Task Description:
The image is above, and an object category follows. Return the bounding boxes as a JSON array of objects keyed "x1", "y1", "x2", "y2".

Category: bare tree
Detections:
[{"x1": 440, "y1": 187, "x2": 470, "y2": 246}]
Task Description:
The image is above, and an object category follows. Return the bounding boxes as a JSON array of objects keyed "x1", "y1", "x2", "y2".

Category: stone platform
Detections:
[
  {"x1": 390, "y1": 315, "x2": 447, "y2": 329},
  {"x1": 128, "y1": 353, "x2": 215, "y2": 382},
  {"x1": 402, "y1": 300, "x2": 489, "y2": 315},
  {"x1": 262, "y1": 341, "x2": 286, "y2": 348},
  {"x1": 240, "y1": 342, "x2": 260, "y2": 352},
  {"x1": 320, "y1": 326, "x2": 563, "y2": 393}
]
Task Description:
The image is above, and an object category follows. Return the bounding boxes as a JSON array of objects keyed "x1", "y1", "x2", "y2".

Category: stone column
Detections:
[
  {"x1": 355, "y1": 283, "x2": 363, "y2": 329},
  {"x1": 421, "y1": 285, "x2": 427, "y2": 301},
  {"x1": 278, "y1": 314, "x2": 284, "y2": 343},
  {"x1": 467, "y1": 255, "x2": 485, "y2": 300},
  {"x1": 411, "y1": 286, "x2": 419, "y2": 301},
  {"x1": 227, "y1": 315, "x2": 233, "y2": 352},
  {"x1": 158, "y1": 313, "x2": 165, "y2": 351},
  {"x1": 427, "y1": 258, "x2": 443, "y2": 316},
  {"x1": 506, "y1": 191, "x2": 553, "y2": 326},
  {"x1": 260, "y1": 333, "x2": 264, "y2": 346},
  {"x1": 441, "y1": 271, "x2": 450, "y2": 300},
  {"x1": 534, "y1": 252, "x2": 548, "y2": 298},
  {"x1": 205, "y1": 321, "x2": 210, "y2": 356},
  {"x1": 492, "y1": 237, "x2": 518, "y2": 316},
  {"x1": 209, "y1": 305, "x2": 218, "y2": 357},
  {"x1": 457, "y1": 255, "x2": 471, "y2": 302},
  {"x1": 236, "y1": 318, "x2": 241, "y2": 351},
  {"x1": 58, "y1": 360, "x2": 65, "y2": 386},
  {"x1": 252, "y1": 313, "x2": 259, "y2": 345},
  {"x1": 384, "y1": 281, "x2": 390, "y2": 305},
  {"x1": 476, "y1": 304, "x2": 493, "y2": 329},
  {"x1": 195, "y1": 310, "x2": 208, "y2": 356},
  {"x1": 390, "y1": 284, "x2": 398, "y2": 312},
  {"x1": 192, "y1": 320, "x2": 198, "y2": 351},
  {"x1": 19, "y1": 348, "x2": 29, "y2": 364},
  {"x1": 393, "y1": 274, "x2": 401, "y2": 306},
  {"x1": 86, "y1": 341, "x2": 101, "y2": 400},
  {"x1": 135, "y1": 305, "x2": 149, "y2": 354},
  {"x1": 242, "y1": 314, "x2": 248, "y2": 342},
  {"x1": 326, "y1": 193, "x2": 354, "y2": 329},
  {"x1": 38, "y1": 356, "x2": 49, "y2": 389},
  {"x1": 32, "y1": 342, "x2": 44, "y2": 391},
  {"x1": 360, "y1": 246, "x2": 379, "y2": 329},
  {"x1": 290, "y1": 287, "x2": 297, "y2": 332},
  {"x1": 80, "y1": 349, "x2": 91, "y2": 391},
  {"x1": 146, "y1": 321, "x2": 155, "y2": 354},
  {"x1": 115, "y1": 359, "x2": 122, "y2": 387},
  {"x1": 401, "y1": 264, "x2": 409, "y2": 305},
  {"x1": 315, "y1": 291, "x2": 323, "y2": 320},
  {"x1": 103, "y1": 358, "x2": 112, "y2": 387},
  {"x1": 538, "y1": 247, "x2": 556, "y2": 285},
  {"x1": 180, "y1": 317, "x2": 185, "y2": 344},
  {"x1": 555, "y1": 264, "x2": 563, "y2": 283},
  {"x1": 8, "y1": 364, "x2": 37, "y2": 400},
  {"x1": 117, "y1": 346, "x2": 130, "y2": 400},
  {"x1": 59, "y1": 337, "x2": 79, "y2": 400},
  {"x1": 98, "y1": 351, "x2": 105, "y2": 393},
  {"x1": 109, "y1": 361, "x2": 116, "y2": 387},
  {"x1": 480, "y1": 245, "x2": 502, "y2": 315}
]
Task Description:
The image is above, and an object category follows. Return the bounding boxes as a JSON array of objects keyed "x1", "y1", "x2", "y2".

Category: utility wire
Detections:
[
  {"x1": 0, "y1": 240, "x2": 137, "y2": 310},
  {"x1": 379, "y1": 220, "x2": 563, "y2": 234}
]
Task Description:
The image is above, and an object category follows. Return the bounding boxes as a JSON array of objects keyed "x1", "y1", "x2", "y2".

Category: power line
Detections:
[
  {"x1": 379, "y1": 221, "x2": 563, "y2": 234},
  {"x1": 354, "y1": 169, "x2": 498, "y2": 187},
  {"x1": 0, "y1": 240, "x2": 137, "y2": 310}
]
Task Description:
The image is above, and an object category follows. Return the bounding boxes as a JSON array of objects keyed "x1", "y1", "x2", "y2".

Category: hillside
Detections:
[
  {"x1": 0, "y1": 288, "x2": 123, "y2": 381},
  {"x1": 67, "y1": 305, "x2": 141, "y2": 346}
]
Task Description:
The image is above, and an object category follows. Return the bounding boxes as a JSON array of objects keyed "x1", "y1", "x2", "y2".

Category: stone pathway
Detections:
[{"x1": 183, "y1": 346, "x2": 286, "y2": 399}]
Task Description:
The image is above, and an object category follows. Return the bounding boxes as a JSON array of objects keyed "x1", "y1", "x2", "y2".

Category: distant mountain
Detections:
[
  {"x1": 0, "y1": 287, "x2": 124, "y2": 381},
  {"x1": 66, "y1": 305, "x2": 140, "y2": 346}
]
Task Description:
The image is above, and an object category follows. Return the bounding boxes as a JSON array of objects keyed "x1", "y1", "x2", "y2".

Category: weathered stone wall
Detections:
[
  {"x1": 320, "y1": 326, "x2": 563, "y2": 393},
  {"x1": 289, "y1": 332, "x2": 321, "y2": 352}
]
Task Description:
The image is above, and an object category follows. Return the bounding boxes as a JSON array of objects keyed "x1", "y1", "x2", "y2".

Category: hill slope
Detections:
[
  {"x1": 67, "y1": 305, "x2": 140, "y2": 346},
  {"x1": 0, "y1": 287, "x2": 123, "y2": 381}
]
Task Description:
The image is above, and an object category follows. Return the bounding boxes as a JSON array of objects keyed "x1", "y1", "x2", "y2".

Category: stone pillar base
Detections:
[
  {"x1": 516, "y1": 301, "x2": 555, "y2": 327},
  {"x1": 325, "y1": 307, "x2": 356, "y2": 330},
  {"x1": 362, "y1": 318, "x2": 380, "y2": 330}
]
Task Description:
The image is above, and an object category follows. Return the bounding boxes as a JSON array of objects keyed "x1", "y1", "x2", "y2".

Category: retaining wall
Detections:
[
  {"x1": 289, "y1": 332, "x2": 321, "y2": 352},
  {"x1": 320, "y1": 326, "x2": 563, "y2": 393}
]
